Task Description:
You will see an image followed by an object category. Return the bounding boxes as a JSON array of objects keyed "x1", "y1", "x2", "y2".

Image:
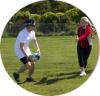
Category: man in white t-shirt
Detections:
[{"x1": 13, "y1": 19, "x2": 40, "y2": 82}]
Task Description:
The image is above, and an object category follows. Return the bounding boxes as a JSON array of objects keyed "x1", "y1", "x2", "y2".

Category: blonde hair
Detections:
[
  {"x1": 81, "y1": 17, "x2": 92, "y2": 26},
  {"x1": 80, "y1": 17, "x2": 96, "y2": 32}
]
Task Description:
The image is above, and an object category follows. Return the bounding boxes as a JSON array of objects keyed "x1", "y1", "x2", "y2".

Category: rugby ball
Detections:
[{"x1": 31, "y1": 52, "x2": 41, "y2": 61}]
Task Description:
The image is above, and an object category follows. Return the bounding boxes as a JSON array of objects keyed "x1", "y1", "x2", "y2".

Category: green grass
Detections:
[{"x1": 0, "y1": 35, "x2": 99, "y2": 96}]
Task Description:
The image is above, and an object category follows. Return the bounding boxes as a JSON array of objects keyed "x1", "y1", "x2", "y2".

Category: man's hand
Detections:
[
  {"x1": 27, "y1": 55, "x2": 33, "y2": 62},
  {"x1": 37, "y1": 48, "x2": 41, "y2": 54}
]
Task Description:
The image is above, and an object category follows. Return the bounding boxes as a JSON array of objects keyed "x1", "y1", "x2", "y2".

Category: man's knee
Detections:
[{"x1": 26, "y1": 62, "x2": 34, "y2": 69}]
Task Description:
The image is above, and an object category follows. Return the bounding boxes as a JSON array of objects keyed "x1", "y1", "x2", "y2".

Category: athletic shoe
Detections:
[
  {"x1": 13, "y1": 72, "x2": 20, "y2": 82},
  {"x1": 80, "y1": 71, "x2": 86, "y2": 77},
  {"x1": 26, "y1": 77, "x2": 36, "y2": 82}
]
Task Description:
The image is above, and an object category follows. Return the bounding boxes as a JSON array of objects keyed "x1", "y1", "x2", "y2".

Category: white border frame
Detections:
[{"x1": 0, "y1": 0, "x2": 100, "y2": 96}]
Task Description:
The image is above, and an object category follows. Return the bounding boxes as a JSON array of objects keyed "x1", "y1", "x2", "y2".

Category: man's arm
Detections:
[
  {"x1": 20, "y1": 43, "x2": 33, "y2": 61},
  {"x1": 32, "y1": 39, "x2": 40, "y2": 54},
  {"x1": 20, "y1": 42, "x2": 28, "y2": 57}
]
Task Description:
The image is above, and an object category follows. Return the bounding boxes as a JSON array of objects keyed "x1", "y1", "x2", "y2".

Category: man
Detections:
[{"x1": 13, "y1": 19, "x2": 40, "y2": 82}]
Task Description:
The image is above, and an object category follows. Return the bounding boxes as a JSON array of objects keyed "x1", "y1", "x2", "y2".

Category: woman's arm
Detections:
[
  {"x1": 75, "y1": 23, "x2": 80, "y2": 42},
  {"x1": 79, "y1": 25, "x2": 91, "y2": 41}
]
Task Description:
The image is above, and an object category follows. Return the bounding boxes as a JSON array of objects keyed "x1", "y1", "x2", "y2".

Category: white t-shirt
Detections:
[{"x1": 14, "y1": 27, "x2": 36, "y2": 59}]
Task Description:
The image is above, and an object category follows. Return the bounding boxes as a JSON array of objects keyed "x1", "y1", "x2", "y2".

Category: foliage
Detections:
[
  {"x1": 30, "y1": 14, "x2": 41, "y2": 22},
  {"x1": 22, "y1": 1, "x2": 51, "y2": 14},
  {"x1": 12, "y1": 11, "x2": 30, "y2": 22},
  {"x1": 41, "y1": 12, "x2": 57, "y2": 23},
  {"x1": 2, "y1": 1, "x2": 87, "y2": 37},
  {"x1": 67, "y1": 21, "x2": 77, "y2": 35},
  {"x1": 56, "y1": 12, "x2": 64, "y2": 22},
  {"x1": 65, "y1": 8, "x2": 80, "y2": 22},
  {"x1": 21, "y1": 0, "x2": 73, "y2": 14},
  {"x1": 50, "y1": 0, "x2": 73, "y2": 13}
]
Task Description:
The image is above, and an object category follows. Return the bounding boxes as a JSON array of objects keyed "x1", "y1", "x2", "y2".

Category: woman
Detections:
[
  {"x1": 76, "y1": 17, "x2": 93, "y2": 76},
  {"x1": 13, "y1": 19, "x2": 41, "y2": 82}
]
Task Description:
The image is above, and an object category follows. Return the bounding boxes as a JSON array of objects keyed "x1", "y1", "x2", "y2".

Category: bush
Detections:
[
  {"x1": 41, "y1": 12, "x2": 57, "y2": 23},
  {"x1": 30, "y1": 14, "x2": 41, "y2": 22},
  {"x1": 3, "y1": 11, "x2": 31, "y2": 37},
  {"x1": 65, "y1": 8, "x2": 80, "y2": 22},
  {"x1": 56, "y1": 12, "x2": 64, "y2": 22},
  {"x1": 3, "y1": 7, "x2": 82, "y2": 37},
  {"x1": 67, "y1": 21, "x2": 77, "y2": 35},
  {"x1": 13, "y1": 11, "x2": 30, "y2": 22}
]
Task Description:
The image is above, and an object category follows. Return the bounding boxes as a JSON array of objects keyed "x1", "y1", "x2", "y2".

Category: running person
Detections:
[
  {"x1": 13, "y1": 19, "x2": 40, "y2": 82},
  {"x1": 76, "y1": 17, "x2": 93, "y2": 76}
]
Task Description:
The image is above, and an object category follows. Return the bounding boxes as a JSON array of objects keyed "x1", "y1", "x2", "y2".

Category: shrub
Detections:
[
  {"x1": 65, "y1": 8, "x2": 80, "y2": 22},
  {"x1": 30, "y1": 14, "x2": 41, "y2": 22},
  {"x1": 56, "y1": 12, "x2": 64, "y2": 23},
  {"x1": 41, "y1": 12, "x2": 57, "y2": 23},
  {"x1": 13, "y1": 11, "x2": 30, "y2": 22}
]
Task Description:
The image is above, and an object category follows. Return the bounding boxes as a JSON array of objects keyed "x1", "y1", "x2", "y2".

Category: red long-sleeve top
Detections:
[{"x1": 77, "y1": 24, "x2": 92, "y2": 48}]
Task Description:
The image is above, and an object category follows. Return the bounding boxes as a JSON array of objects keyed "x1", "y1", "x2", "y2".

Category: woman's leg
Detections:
[
  {"x1": 77, "y1": 46, "x2": 84, "y2": 67},
  {"x1": 77, "y1": 46, "x2": 86, "y2": 76},
  {"x1": 83, "y1": 46, "x2": 92, "y2": 68}
]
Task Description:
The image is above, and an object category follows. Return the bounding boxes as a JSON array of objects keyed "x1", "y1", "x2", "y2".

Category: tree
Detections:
[{"x1": 20, "y1": 0, "x2": 74, "y2": 14}]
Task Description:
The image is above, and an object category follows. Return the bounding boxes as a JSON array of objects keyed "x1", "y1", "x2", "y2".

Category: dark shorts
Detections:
[{"x1": 20, "y1": 57, "x2": 28, "y2": 64}]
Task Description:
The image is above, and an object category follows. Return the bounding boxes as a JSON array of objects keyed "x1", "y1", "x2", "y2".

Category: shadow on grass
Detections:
[
  {"x1": 34, "y1": 69, "x2": 93, "y2": 85},
  {"x1": 17, "y1": 80, "x2": 27, "y2": 84},
  {"x1": 34, "y1": 73, "x2": 78, "y2": 85},
  {"x1": 18, "y1": 79, "x2": 37, "y2": 84},
  {"x1": 53, "y1": 62, "x2": 66, "y2": 65},
  {"x1": 18, "y1": 69, "x2": 93, "y2": 85}
]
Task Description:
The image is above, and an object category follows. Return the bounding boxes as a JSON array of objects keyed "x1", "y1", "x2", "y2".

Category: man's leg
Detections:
[
  {"x1": 13, "y1": 65, "x2": 27, "y2": 82},
  {"x1": 16, "y1": 64, "x2": 27, "y2": 74},
  {"x1": 13, "y1": 57, "x2": 28, "y2": 82},
  {"x1": 25, "y1": 61, "x2": 35, "y2": 81},
  {"x1": 26, "y1": 61, "x2": 35, "y2": 78}
]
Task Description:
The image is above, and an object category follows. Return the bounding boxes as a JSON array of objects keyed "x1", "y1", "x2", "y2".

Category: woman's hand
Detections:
[
  {"x1": 75, "y1": 36, "x2": 79, "y2": 42},
  {"x1": 76, "y1": 37, "x2": 79, "y2": 41}
]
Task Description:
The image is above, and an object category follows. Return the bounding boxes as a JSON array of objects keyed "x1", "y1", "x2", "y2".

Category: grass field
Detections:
[{"x1": 0, "y1": 35, "x2": 99, "y2": 95}]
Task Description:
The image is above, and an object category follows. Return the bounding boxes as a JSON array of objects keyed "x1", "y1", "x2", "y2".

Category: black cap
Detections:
[{"x1": 24, "y1": 19, "x2": 35, "y2": 26}]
